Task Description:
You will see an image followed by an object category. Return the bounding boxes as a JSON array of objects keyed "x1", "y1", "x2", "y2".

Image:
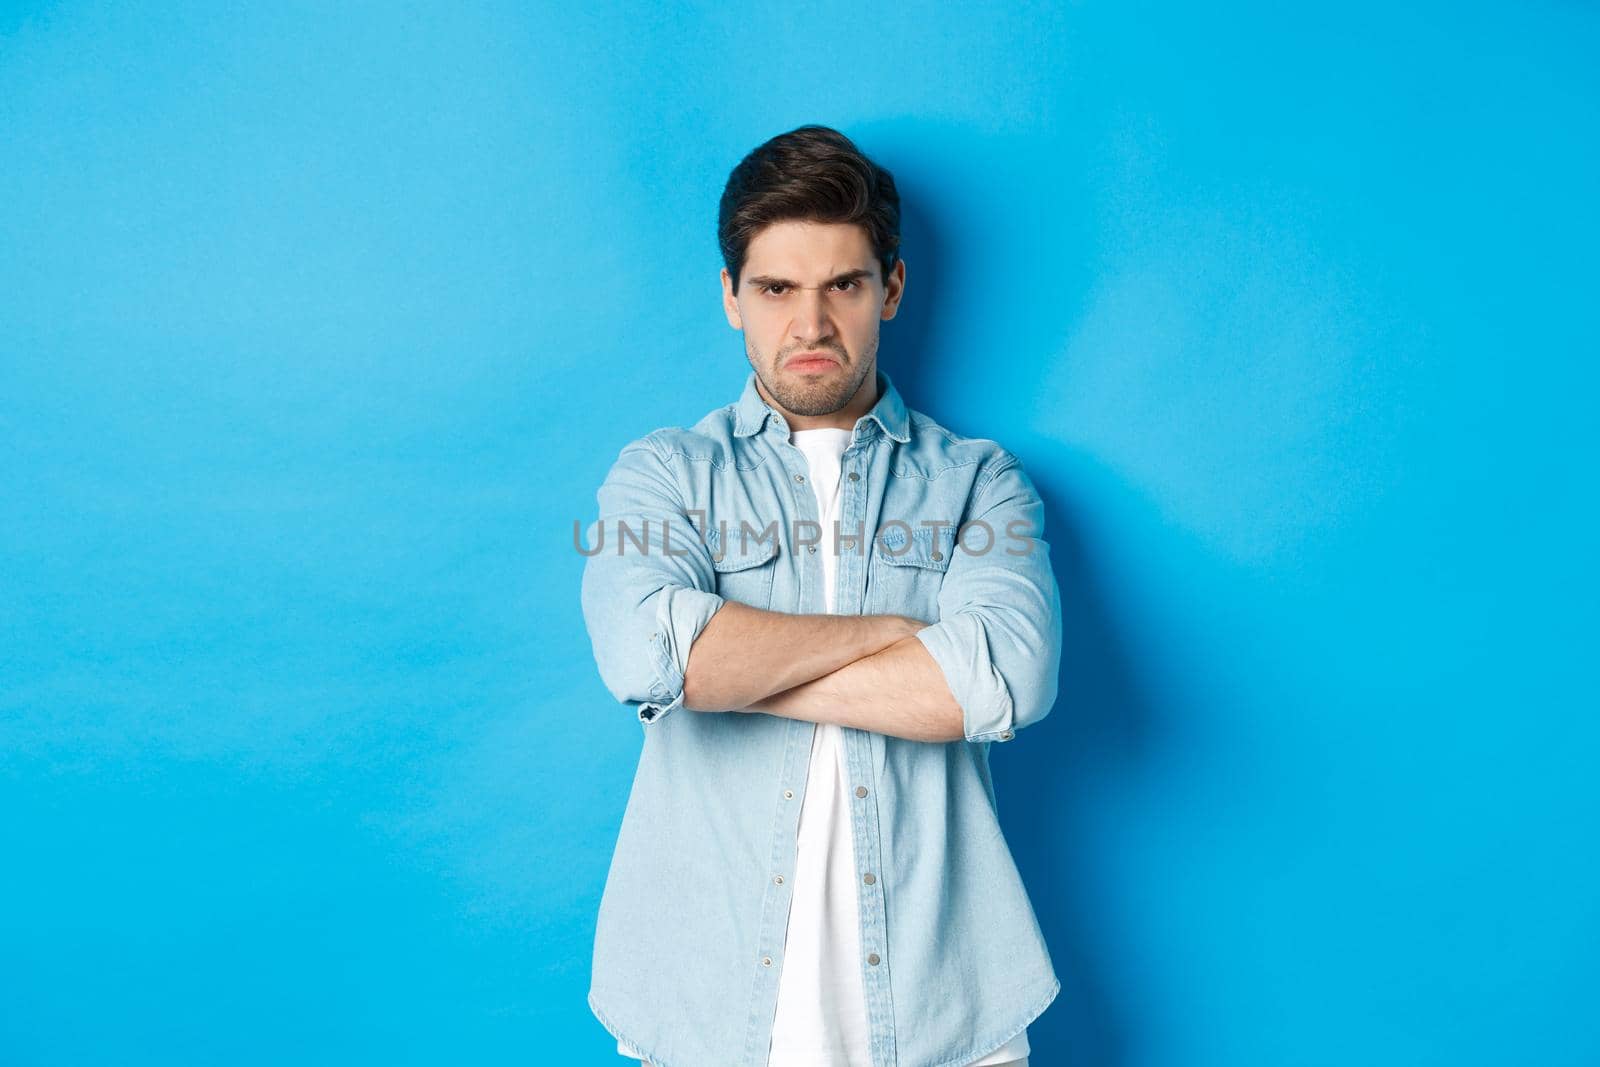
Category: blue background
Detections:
[{"x1": 2, "y1": 2, "x2": 1595, "y2": 1064}]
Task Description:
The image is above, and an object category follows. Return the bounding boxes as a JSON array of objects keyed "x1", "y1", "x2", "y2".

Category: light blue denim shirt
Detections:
[{"x1": 579, "y1": 368, "x2": 1062, "y2": 1067}]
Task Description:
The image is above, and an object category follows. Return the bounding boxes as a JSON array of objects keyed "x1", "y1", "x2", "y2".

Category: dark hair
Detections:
[{"x1": 718, "y1": 124, "x2": 901, "y2": 294}]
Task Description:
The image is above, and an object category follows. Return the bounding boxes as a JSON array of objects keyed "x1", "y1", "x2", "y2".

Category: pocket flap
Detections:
[
  {"x1": 874, "y1": 524, "x2": 953, "y2": 571},
  {"x1": 707, "y1": 523, "x2": 781, "y2": 572}
]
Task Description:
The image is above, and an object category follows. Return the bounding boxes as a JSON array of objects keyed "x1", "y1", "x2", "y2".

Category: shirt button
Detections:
[
  {"x1": 931, "y1": 550, "x2": 943, "y2": 561},
  {"x1": 867, "y1": 953, "x2": 881, "y2": 966},
  {"x1": 855, "y1": 786, "x2": 868, "y2": 798},
  {"x1": 774, "y1": 874, "x2": 785, "y2": 885},
  {"x1": 848, "y1": 471, "x2": 860, "y2": 482},
  {"x1": 862, "y1": 873, "x2": 876, "y2": 885},
  {"x1": 783, "y1": 789, "x2": 794, "y2": 800},
  {"x1": 999, "y1": 730, "x2": 1014, "y2": 740},
  {"x1": 794, "y1": 474, "x2": 805, "y2": 483},
  {"x1": 808, "y1": 545, "x2": 817, "y2": 553},
  {"x1": 763, "y1": 955, "x2": 773, "y2": 967}
]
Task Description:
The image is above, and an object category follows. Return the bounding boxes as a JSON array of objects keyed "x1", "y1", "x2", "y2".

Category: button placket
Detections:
[
  {"x1": 744, "y1": 717, "x2": 815, "y2": 1061},
  {"x1": 840, "y1": 722, "x2": 896, "y2": 1064},
  {"x1": 780, "y1": 446, "x2": 825, "y2": 614}
]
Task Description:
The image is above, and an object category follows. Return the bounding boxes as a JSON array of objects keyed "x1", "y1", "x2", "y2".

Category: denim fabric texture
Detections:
[{"x1": 579, "y1": 369, "x2": 1062, "y2": 1067}]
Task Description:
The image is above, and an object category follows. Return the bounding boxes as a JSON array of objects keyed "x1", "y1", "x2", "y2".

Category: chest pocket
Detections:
[
  {"x1": 707, "y1": 523, "x2": 781, "y2": 611},
  {"x1": 867, "y1": 523, "x2": 954, "y2": 622}
]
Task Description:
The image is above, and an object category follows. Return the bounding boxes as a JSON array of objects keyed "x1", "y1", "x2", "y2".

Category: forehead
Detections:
[{"x1": 743, "y1": 219, "x2": 875, "y2": 277}]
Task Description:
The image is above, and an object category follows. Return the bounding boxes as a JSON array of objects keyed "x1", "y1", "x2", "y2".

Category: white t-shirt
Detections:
[
  {"x1": 766, "y1": 427, "x2": 871, "y2": 1065},
  {"x1": 618, "y1": 426, "x2": 1028, "y2": 1066}
]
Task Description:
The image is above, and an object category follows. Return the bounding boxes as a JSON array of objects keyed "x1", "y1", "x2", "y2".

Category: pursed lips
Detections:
[{"x1": 786, "y1": 351, "x2": 840, "y2": 369}]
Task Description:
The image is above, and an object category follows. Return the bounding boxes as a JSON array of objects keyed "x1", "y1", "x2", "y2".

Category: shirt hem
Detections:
[
  {"x1": 920, "y1": 974, "x2": 1060, "y2": 1067},
  {"x1": 589, "y1": 990, "x2": 676, "y2": 1067},
  {"x1": 590, "y1": 974, "x2": 1058, "y2": 1067}
]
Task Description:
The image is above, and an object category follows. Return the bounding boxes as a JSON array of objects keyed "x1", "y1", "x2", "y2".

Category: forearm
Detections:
[
  {"x1": 742, "y1": 634, "x2": 965, "y2": 743},
  {"x1": 680, "y1": 601, "x2": 920, "y2": 712}
]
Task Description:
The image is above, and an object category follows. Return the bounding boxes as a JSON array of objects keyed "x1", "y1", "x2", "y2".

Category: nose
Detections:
[{"x1": 792, "y1": 286, "x2": 833, "y2": 346}]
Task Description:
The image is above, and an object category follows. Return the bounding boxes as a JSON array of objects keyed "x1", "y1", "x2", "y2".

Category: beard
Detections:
[{"x1": 749, "y1": 340, "x2": 876, "y2": 417}]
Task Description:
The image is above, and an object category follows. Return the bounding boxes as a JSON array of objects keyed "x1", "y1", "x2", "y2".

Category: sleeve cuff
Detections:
[
  {"x1": 915, "y1": 613, "x2": 1018, "y2": 743},
  {"x1": 638, "y1": 586, "x2": 726, "y2": 724}
]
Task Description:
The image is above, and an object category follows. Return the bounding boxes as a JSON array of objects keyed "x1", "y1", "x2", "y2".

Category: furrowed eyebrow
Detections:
[{"x1": 745, "y1": 268, "x2": 874, "y2": 289}]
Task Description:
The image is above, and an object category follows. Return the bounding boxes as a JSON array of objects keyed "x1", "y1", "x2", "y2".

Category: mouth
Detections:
[{"x1": 786, "y1": 351, "x2": 840, "y2": 372}]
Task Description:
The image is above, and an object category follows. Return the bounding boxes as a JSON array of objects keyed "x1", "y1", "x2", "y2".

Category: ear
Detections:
[
  {"x1": 721, "y1": 268, "x2": 744, "y2": 330},
  {"x1": 880, "y1": 259, "x2": 906, "y2": 321}
]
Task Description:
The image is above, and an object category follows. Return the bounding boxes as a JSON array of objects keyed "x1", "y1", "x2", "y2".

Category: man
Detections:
[{"x1": 579, "y1": 125, "x2": 1061, "y2": 1067}]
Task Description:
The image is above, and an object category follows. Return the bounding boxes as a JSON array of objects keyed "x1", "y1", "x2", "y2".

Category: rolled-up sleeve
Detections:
[
  {"x1": 579, "y1": 436, "x2": 726, "y2": 724},
  {"x1": 914, "y1": 452, "x2": 1062, "y2": 744}
]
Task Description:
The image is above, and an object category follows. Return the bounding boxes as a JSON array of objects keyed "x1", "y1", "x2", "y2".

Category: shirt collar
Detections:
[{"x1": 731, "y1": 367, "x2": 911, "y2": 444}]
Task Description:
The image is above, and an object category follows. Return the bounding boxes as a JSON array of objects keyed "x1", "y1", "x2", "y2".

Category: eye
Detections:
[
  {"x1": 831, "y1": 278, "x2": 860, "y2": 292},
  {"x1": 761, "y1": 283, "x2": 789, "y2": 296}
]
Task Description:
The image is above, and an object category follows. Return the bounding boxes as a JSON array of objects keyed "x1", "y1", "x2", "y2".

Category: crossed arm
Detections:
[
  {"x1": 580, "y1": 439, "x2": 1059, "y2": 745},
  {"x1": 679, "y1": 601, "x2": 966, "y2": 743}
]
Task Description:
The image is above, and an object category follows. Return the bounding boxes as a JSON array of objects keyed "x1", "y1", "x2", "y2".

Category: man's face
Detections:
[{"x1": 721, "y1": 219, "x2": 906, "y2": 419}]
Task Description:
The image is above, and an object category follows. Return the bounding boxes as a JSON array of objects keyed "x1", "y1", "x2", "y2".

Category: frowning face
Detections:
[{"x1": 721, "y1": 219, "x2": 905, "y2": 423}]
